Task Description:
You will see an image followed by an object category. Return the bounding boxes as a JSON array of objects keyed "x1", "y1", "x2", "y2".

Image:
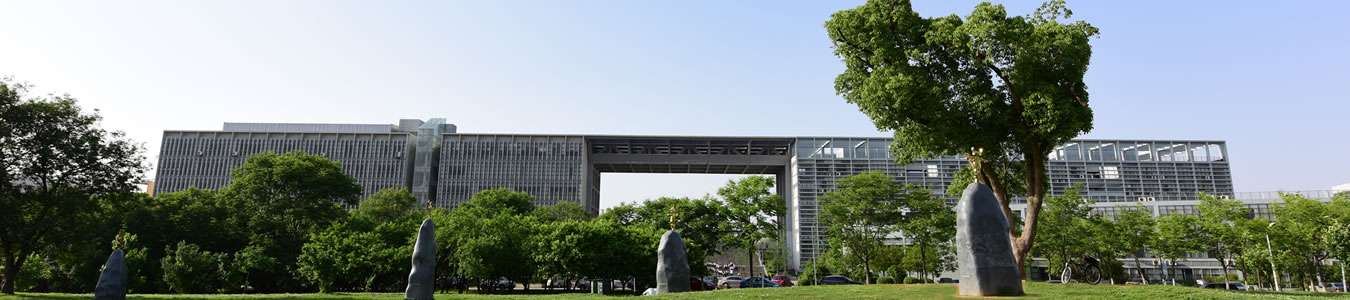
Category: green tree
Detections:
[
  {"x1": 533, "y1": 201, "x2": 591, "y2": 224},
  {"x1": 1153, "y1": 214, "x2": 1202, "y2": 285},
  {"x1": 1195, "y1": 192, "x2": 1248, "y2": 289},
  {"x1": 1273, "y1": 192, "x2": 1343, "y2": 289},
  {"x1": 160, "y1": 241, "x2": 218, "y2": 294},
  {"x1": 296, "y1": 224, "x2": 395, "y2": 293},
  {"x1": 898, "y1": 184, "x2": 955, "y2": 284},
  {"x1": 220, "y1": 150, "x2": 361, "y2": 291},
  {"x1": 718, "y1": 176, "x2": 784, "y2": 279},
  {"x1": 0, "y1": 78, "x2": 148, "y2": 294},
  {"x1": 600, "y1": 196, "x2": 730, "y2": 276},
  {"x1": 461, "y1": 187, "x2": 536, "y2": 215},
  {"x1": 819, "y1": 171, "x2": 902, "y2": 284},
  {"x1": 446, "y1": 188, "x2": 538, "y2": 292},
  {"x1": 356, "y1": 187, "x2": 417, "y2": 224},
  {"x1": 901, "y1": 244, "x2": 956, "y2": 281},
  {"x1": 1030, "y1": 186, "x2": 1092, "y2": 281},
  {"x1": 1114, "y1": 204, "x2": 1156, "y2": 284},
  {"x1": 1323, "y1": 219, "x2": 1350, "y2": 292},
  {"x1": 825, "y1": 0, "x2": 1099, "y2": 274}
]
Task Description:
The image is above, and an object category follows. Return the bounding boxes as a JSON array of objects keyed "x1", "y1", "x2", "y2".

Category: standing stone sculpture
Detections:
[
  {"x1": 955, "y1": 182, "x2": 1024, "y2": 296},
  {"x1": 655, "y1": 230, "x2": 691, "y2": 294},
  {"x1": 405, "y1": 216, "x2": 436, "y2": 300},
  {"x1": 655, "y1": 206, "x2": 690, "y2": 294},
  {"x1": 95, "y1": 230, "x2": 128, "y2": 300}
]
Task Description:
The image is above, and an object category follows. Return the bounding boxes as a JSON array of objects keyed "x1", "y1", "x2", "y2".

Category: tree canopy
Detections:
[
  {"x1": 0, "y1": 78, "x2": 147, "y2": 294},
  {"x1": 819, "y1": 171, "x2": 904, "y2": 284},
  {"x1": 826, "y1": 0, "x2": 1099, "y2": 272}
]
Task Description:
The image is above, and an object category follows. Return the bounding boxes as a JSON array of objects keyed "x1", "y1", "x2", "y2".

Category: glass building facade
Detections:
[{"x1": 156, "y1": 119, "x2": 1246, "y2": 273}]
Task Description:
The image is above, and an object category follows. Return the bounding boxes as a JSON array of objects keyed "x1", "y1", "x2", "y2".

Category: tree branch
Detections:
[{"x1": 832, "y1": 28, "x2": 877, "y2": 71}]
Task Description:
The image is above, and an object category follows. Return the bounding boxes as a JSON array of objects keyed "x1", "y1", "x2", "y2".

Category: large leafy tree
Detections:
[
  {"x1": 0, "y1": 79, "x2": 147, "y2": 294},
  {"x1": 825, "y1": 0, "x2": 1099, "y2": 273},
  {"x1": 718, "y1": 176, "x2": 784, "y2": 279},
  {"x1": 1195, "y1": 192, "x2": 1248, "y2": 289},
  {"x1": 445, "y1": 188, "x2": 539, "y2": 292},
  {"x1": 220, "y1": 150, "x2": 361, "y2": 291},
  {"x1": 819, "y1": 171, "x2": 903, "y2": 284}
]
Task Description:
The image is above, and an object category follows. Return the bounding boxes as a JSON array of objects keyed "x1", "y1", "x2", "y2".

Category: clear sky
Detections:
[{"x1": 2, "y1": 0, "x2": 1347, "y2": 210}]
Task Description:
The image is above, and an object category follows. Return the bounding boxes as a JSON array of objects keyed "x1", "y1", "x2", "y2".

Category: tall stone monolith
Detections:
[
  {"x1": 955, "y1": 182, "x2": 1024, "y2": 296},
  {"x1": 405, "y1": 218, "x2": 436, "y2": 300},
  {"x1": 655, "y1": 230, "x2": 690, "y2": 294},
  {"x1": 94, "y1": 250, "x2": 127, "y2": 300}
]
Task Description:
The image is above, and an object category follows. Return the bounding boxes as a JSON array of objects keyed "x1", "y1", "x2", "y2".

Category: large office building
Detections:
[{"x1": 154, "y1": 118, "x2": 1237, "y2": 272}]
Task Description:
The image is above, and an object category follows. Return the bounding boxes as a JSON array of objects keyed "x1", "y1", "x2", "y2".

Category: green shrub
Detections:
[
  {"x1": 161, "y1": 241, "x2": 218, "y2": 293},
  {"x1": 903, "y1": 277, "x2": 921, "y2": 284},
  {"x1": 877, "y1": 277, "x2": 896, "y2": 284}
]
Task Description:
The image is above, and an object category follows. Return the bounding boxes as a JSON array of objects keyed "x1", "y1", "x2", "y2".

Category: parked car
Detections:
[
  {"x1": 719, "y1": 276, "x2": 746, "y2": 289},
  {"x1": 938, "y1": 277, "x2": 954, "y2": 284},
  {"x1": 1325, "y1": 283, "x2": 1344, "y2": 292},
  {"x1": 1201, "y1": 282, "x2": 1246, "y2": 291},
  {"x1": 817, "y1": 275, "x2": 864, "y2": 285},
  {"x1": 479, "y1": 276, "x2": 516, "y2": 291},
  {"x1": 546, "y1": 277, "x2": 571, "y2": 289},
  {"x1": 770, "y1": 274, "x2": 794, "y2": 287},
  {"x1": 741, "y1": 276, "x2": 782, "y2": 288},
  {"x1": 690, "y1": 277, "x2": 717, "y2": 291}
]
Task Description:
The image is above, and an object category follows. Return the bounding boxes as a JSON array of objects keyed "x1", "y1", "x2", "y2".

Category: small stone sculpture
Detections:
[
  {"x1": 955, "y1": 183, "x2": 1024, "y2": 296},
  {"x1": 405, "y1": 217, "x2": 436, "y2": 300},
  {"x1": 95, "y1": 230, "x2": 128, "y2": 300},
  {"x1": 655, "y1": 230, "x2": 691, "y2": 294}
]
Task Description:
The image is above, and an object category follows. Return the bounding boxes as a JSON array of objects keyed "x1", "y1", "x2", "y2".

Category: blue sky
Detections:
[{"x1": 2, "y1": 1, "x2": 1346, "y2": 210}]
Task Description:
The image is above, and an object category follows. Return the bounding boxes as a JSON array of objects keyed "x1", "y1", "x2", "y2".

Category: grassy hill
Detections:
[{"x1": 5, "y1": 282, "x2": 1348, "y2": 300}]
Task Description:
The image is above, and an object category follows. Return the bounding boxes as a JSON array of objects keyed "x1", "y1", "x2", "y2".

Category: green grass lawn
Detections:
[{"x1": 6, "y1": 282, "x2": 1349, "y2": 300}]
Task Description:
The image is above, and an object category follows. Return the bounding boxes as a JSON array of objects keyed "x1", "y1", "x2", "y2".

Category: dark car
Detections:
[
  {"x1": 740, "y1": 276, "x2": 782, "y2": 288},
  {"x1": 818, "y1": 275, "x2": 864, "y2": 285},
  {"x1": 1201, "y1": 282, "x2": 1246, "y2": 291},
  {"x1": 690, "y1": 277, "x2": 717, "y2": 291},
  {"x1": 771, "y1": 275, "x2": 794, "y2": 287}
]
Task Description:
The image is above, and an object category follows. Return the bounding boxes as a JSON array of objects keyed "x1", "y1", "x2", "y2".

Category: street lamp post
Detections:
[{"x1": 1266, "y1": 222, "x2": 1280, "y2": 292}]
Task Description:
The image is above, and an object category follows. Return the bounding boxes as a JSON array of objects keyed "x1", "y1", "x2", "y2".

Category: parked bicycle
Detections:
[{"x1": 1061, "y1": 254, "x2": 1102, "y2": 285}]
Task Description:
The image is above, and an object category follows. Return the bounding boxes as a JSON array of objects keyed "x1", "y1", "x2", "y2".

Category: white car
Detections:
[{"x1": 719, "y1": 276, "x2": 746, "y2": 289}]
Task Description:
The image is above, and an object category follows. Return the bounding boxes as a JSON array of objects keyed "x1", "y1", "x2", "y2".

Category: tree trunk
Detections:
[
  {"x1": 864, "y1": 258, "x2": 872, "y2": 285},
  {"x1": 2, "y1": 253, "x2": 29, "y2": 295},
  {"x1": 1010, "y1": 152, "x2": 1048, "y2": 280},
  {"x1": 747, "y1": 246, "x2": 755, "y2": 279},
  {"x1": 1315, "y1": 258, "x2": 1325, "y2": 292},
  {"x1": 2, "y1": 264, "x2": 16, "y2": 295},
  {"x1": 920, "y1": 244, "x2": 928, "y2": 284},
  {"x1": 1171, "y1": 261, "x2": 1179, "y2": 286},
  {"x1": 1134, "y1": 255, "x2": 1148, "y2": 284},
  {"x1": 1220, "y1": 255, "x2": 1231, "y2": 290}
]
